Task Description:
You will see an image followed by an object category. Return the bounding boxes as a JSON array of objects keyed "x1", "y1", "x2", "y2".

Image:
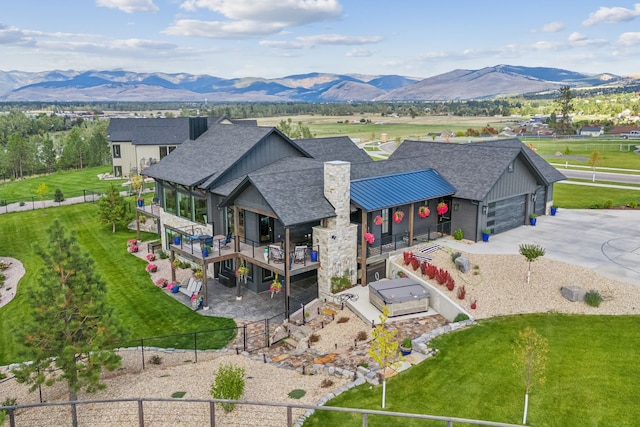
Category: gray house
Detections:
[{"x1": 137, "y1": 121, "x2": 564, "y2": 316}]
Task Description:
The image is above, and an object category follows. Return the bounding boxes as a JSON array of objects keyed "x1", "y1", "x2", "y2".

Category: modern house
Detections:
[
  {"x1": 134, "y1": 120, "x2": 564, "y2": 317},
  {"x1": 107, "y1": 116, "x2": 254, "y2": 178},
  {"x1": 578, "y1": 126, "x2": 604, "y2": 137}
]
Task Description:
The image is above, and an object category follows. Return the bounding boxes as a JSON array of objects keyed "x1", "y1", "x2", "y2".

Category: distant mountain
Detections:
[{"x1": 0, "y1": 65, "x2": 634, "y2": 102}]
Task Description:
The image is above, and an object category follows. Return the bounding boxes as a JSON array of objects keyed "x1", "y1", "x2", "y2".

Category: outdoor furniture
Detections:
[
  {"x1": 219, "y1": 232, "x2": 232, "y2": 249},
  {"x1": 293, "y1": 245, "x2": 307, "y2": 263},
  {"x1": 269, "y1": 244, "x2": 285, "y2": 263},
  {"x1": 178, "y1": 278, "x2": 202, "y2": 298}
]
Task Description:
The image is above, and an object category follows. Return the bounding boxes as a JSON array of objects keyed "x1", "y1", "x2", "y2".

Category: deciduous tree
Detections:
[
  {"x1": 519, "y1": 243, "x2": 545, "y2": 284},
  {"x1": 97, "y1": 184, "x2": 130, "y2": 233},
  {"x1": 512, "y1": 326, "x2": 548, "y2": 425},
  {"x1": 12, "y1": 220, "x2": 124, "y2": 407},
  {"x1": 367, "y1": 305, "x2": 399, "y2": 408}
]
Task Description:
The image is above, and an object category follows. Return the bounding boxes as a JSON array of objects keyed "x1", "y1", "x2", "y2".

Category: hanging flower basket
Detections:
[
  {"x1": 418, "y1": 206, "x2": 430, "y2": 218},
  {"x1": 437, "y1": 202, "x2": 449, "y2": 215},
  {"x1": 373, "y1": 215, "x2": 383, "y2": 226},
  {"x1": 393, "y1": 211, "x2": 404, "y2": 223},
  {"x1": 270, "y1": 273, "x2": 282, "y2": 298},
  {"x1": 364, "y1": 232, "x2": 375, "y2": 245}
]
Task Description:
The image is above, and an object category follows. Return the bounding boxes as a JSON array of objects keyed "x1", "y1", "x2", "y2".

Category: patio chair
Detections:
[
  {"x1": 293, "y1": 245, "x2": 307, "y2": 263},
  {"x1": 269, "y1": 244, "x2": 285, "y2": 263},
  {"x1": 219, "y1": 232, "x2": 232, "y2": 249}
]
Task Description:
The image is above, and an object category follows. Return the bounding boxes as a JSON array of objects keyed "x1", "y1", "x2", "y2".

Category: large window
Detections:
[
  {"x1": 194, "y1": 197, "x2": 207, "y2": 224},
  {"x1": 159, "y1": 145, "x2": 177, "y2": 159},
  {"x1": 163, "y1": 185, "x2": 177, "y2": 214},
  {"x1": 177, "y1": 191, "x2": 192, "y2": 220},
  {"x1": 112, "y1": 144, "x2": 121, "y2": 158}
]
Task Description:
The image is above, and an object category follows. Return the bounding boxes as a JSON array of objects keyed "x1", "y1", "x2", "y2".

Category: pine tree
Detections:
[
  {"x1": 97, "y1": 184, "x2": 130, "y2": 233},
  {"x1": 12, "y1": 220, "x2": 124, "y2": 404}
]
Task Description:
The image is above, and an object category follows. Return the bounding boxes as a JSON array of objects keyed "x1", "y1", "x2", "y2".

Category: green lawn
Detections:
[
  {"x1": 0, "y1": 203, "x2": 236, "y2": 365},
  {"x1": 304, "y1": 314, "x2": 640, "y2": 427},
  {"x1": 553, "y1": 182, "x2": 640, "y2": 209},
  {"x1": 0, "y1": 166, "x2": 128, "y2": 203}
]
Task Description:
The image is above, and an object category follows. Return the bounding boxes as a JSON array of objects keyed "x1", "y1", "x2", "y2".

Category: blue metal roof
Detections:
[{"x1": 350, "y1": 169, "x2": 456, "y2": 211}]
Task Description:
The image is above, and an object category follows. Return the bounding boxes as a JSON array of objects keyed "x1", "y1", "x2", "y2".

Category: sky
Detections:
[{"x1": 1, "y1": 0, "x2": 640, "y2": 79}]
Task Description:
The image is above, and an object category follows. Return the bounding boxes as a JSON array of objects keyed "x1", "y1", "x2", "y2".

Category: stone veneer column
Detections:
[{"x1": 314, "y1": 161, "x2": 358, "y2": 301}]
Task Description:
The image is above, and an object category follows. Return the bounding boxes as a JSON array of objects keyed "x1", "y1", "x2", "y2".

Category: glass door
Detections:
[{"x1": 259, "y1": 215, "x2": 274, "y2": 244}]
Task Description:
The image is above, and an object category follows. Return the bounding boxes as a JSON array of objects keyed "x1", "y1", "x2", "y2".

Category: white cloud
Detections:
[
  {"x1": 582, "y1": 3, "x2": 640, "y2": 26},
  {"x1": 96, "y1": 0, "x2": 159, "y2": 13},
  {"x1": 617, "y1": 32, "x2": 640, "y2": 46},
  {"x1": 568, "y1": 32, "x2": 587, "y2": 42},
  {"x1": 260, "y1": 33, "x2": 382, "y2": 49},
  {"x1": 179, "y1": 0, "x2": 342, "y2": 26},
  {"x1": 165, "y1": 19, "x2": 282, "y2": 38},
  {"x1": 346, "y1": 48, "x2": 373, "y2": 57},
  {"x1": 539, "y1": 21, "x2": 565, "y2": 33}
]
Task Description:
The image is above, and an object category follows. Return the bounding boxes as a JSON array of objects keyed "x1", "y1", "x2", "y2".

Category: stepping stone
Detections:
[
  {"x1": 272, "y1": 354, "x2": 290, "y2": 363},
  {"x1": 282, "y1": 338, "x2": 298, "y2": 349},
  {"x1": 313, "y1": 353, "x2": 337, "y2": 364},
  {"x1": 321, "y1": 308, "x2": 337, "y2": 317}
]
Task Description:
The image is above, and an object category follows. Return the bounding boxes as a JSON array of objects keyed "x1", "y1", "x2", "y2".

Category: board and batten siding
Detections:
[
  {"x1": 213, "y1": 133, "x2": 307, "y2": 187},
  {"x1": 485, "y1": 155, "x2": 538, "y2": 203},
  {"x1": 450, "y1": 198, "x2": 480, "y2": 241}
]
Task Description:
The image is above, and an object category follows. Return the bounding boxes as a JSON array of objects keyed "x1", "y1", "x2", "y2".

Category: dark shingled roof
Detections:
[
  {"x1": 143, "y1": 125, "x2": 279, "y2": 187},
  {"x1": 389, "y1": 139, "x2": 565, "y2": 201},
  {"x1": 108, "y1": 117, "x2": 200, "y2": 145},
  {"x1": 294, "y1": 136, "x2": 372, "y2": 163}
]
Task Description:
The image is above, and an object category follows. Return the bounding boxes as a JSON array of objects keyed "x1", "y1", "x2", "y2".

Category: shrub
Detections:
[
  {"x1": 457, "y1": 285, "x2": 466, "y2": 299},
  {"x1": 149, "y1": 355, "x2": 162, "y2": 365},
  {"x1": 410, "y1": 257, "x2": 420, "y2": 271},
  {"x1": 357, "y1": 360, "x2": 369, "y2": 368},
  {"x1": 330, "y1": 275, "x2": 351, "y2": 293},
  {"x1": 321, "y1": 379, "x2": 334, "y2": 388},
  {"x1": 287, "y1": 389, "x2": 306, "y2": 399},
  {"x1": 356, "y1": 331, "x2": 368, "y2": 341},
  {"x1": 603, "y1": 199, "x2": 613, "y2": 209},
  {"x1": 454, "y1": 313, "x2": 469, "y2": 322},
  {"x1": 451, "y1": 252, "x2": 462, "y2": 263},
  {"x1": 420, "y1": 261, "x2": 429, "y2": 276},
  {"x1": 629, "y1": 201, "x2": 638, "y2": 209},
  {"x1": 337, "y1": 316, "x2": 349, "y2": 324},
  {"x1": 210, "y1": 363, "x2": 246, "y2": 413},
  {"x1": 453, "y1": 229, "x2": 464, "y2": 240},
  {"x1": 446, "y1": 277, "x2": 455, "y2": 291},
  {"x1": 402, "y1": 252, "x2": 415, "y2": 266},
  {"x1": 436, "y1": 268, "x2": 450, "y2": 285},
  {"x1": 158, "y1": 250, "x2": 168, "y2": 259},
  {"x1": 585, "y1": 290, "x2": 602, "y2": 307},
  {"x1": 308, "y1": 333, "x2": 320, "y2": 343},
  {"x1": 425, "y1": 263, "x2": 438, "y2": 280},
  {"x1": 402, "y1": 337, "x2": 412, "y2": 348},
  {"x1": 54, "y1": 188, "x2": 64, "y2": 202}
]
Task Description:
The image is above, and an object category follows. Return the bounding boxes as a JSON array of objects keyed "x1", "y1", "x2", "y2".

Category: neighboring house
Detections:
[
  {"x1": 138, "y1": 123, "x2": 564, "y2": 317},
  {"x1": 107, "y1": 116, "x2": 253, "y2": 178},
  {"x1": 579, "y1": 126, "x2": 604, "y2": 137}
]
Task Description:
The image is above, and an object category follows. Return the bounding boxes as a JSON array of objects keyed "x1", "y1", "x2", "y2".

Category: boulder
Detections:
[
  {"x1": 561, "y1": 286, "x2": 586, "y2": 302},
  {"x1": 455, "y1": 256, "x2": 470, "y2": 274}
]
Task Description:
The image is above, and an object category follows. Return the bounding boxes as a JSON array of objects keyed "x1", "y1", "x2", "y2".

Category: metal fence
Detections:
[{"x1": 0, "y1": 397, "x2": 526, "y2": 427}]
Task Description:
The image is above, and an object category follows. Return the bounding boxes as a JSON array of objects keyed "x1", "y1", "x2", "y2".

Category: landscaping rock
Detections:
[
  {"x1": 455, "y1": 256, "x2": 470, "y2": 273},
  {"x1": 561, "y1": 286, "x2": 586, "y2": 302}
]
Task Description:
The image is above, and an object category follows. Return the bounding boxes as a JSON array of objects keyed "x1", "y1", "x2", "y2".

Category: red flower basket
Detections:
[
  {"x1": 373, "y1": 215, "x2": 383, "y2": 226},
  {"x1": 364, "y1": 232, "x2": 375, "y2": 245},
  {"x1": 437, "y1": 202, "x2": 448, "y2": 215},
  {"x1": 418, "y1": 206, "x2": 430, "y2": 218},
  {"x1": 393, "y1": 211, "x2": 404, "y2": 223}
]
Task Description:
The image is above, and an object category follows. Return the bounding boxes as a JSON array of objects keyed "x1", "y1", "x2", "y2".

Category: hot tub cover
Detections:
[{"x1": 369, "y1": 278, "x2": 429, "y2": 304}]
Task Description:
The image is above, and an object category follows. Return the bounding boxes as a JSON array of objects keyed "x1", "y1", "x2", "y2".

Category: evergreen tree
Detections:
[
  {"x1": 97, "y1": 184, "x2": 130, "y2": 233},
  {"x1": 12, "y1": 220, "x2": 124, "y2": 403},
  {"x1": 555, "y1": 86, "x2": 574, "y2": 135}
]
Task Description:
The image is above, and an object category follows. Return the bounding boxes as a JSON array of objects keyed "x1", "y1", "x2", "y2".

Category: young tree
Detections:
[
  {"x1": 367, "y1": 305, "x2": 399, "y2": 408},
  {"x1": 12, "y1": 220, "x2": 124, "y2": 405},
  {"x1": 588, "y1": 150, "x2": 602, "y2": 182},
  {"x1": 36, "y1": 182, "x2": 49, "y2": 208},
  {"x1": 210, "y1": 363, "x2": 246, "y2": 413},
  {"x1": 97, "y1": 184, "x2": 130, "y2": 233},
  {"x1": 519, "y1": 243, "x2": 546, "y2": 284},
  {"x1": 512, "y1": 326, "x2": 548, "y2": 425}
]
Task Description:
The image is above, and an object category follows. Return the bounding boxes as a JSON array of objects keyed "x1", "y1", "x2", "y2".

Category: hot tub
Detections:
[{"x1": 369, "y1": 278, "x2": 430, "y2": 317}]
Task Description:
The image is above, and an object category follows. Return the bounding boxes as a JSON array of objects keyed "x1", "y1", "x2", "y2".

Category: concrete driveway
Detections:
[{"x1": 441, "y1": 209, "x2": 640, "y2": 286}]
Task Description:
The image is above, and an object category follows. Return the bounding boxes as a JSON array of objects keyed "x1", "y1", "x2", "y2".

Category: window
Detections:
[
  {"x1": 163, "y1": 185, "x2": 177, "y2": 214},
  {"x1": 114, "y1": 166, "x2": 122, "y2": 177},
  {"x1": 381, "y1": 209, "x2": 390, "y2": 235},
  {"x1": 177, "y1": 191, "x2": 192, "y2": 220},
  {"x1": 262, "y1": 268, "x2": 274, "y2": 282},
  {"x1": 194, "y1": 197, "x2": 207, "y2": 224},
  {"x1": 112, "y1": 144, "x2": 121, "y2": 158},
  {"x1": 159, "y1": 145, "x2": 177, "y2": 159}
]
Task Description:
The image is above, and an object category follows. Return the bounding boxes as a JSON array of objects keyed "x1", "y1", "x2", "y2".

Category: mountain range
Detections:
[{"x1": 0, "y1": 65, "x2": 636, "y2": 103}]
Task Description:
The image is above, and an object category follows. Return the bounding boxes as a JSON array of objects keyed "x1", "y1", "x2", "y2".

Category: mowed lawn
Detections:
[
  {"x1": 304, "y1": 314, "x2": 640, "y2": 427},
  {"x1": 0, "y1": 203, "x2": 236, "y2": 365}
]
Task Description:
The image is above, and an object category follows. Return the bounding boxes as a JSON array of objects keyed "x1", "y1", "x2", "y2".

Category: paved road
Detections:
[
  {"x1": 559, "y1": 169, "x2": 640, "y2": 185},
  {"x1": 442, "y1": 209, "x2": 640, "y2": 286}
]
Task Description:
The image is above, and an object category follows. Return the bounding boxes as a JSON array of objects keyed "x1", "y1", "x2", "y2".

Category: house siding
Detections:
[
  {"x1": 450, "y1": 198, "x2": 479, "y2": 241},
  {"x1": 486, "y1": 156, "x2": 537, "y2": 202}
]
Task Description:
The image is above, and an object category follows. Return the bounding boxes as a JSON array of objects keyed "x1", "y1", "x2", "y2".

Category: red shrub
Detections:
[
  {"x1": 420, "y1": 261, "x2": 429, "y2": 276},
  {"x1": 425, "y1": 263, "x2": 438, "y2": 280},
  {"x1": 470, "y1": 300, "x2": 477, "y2": 310},
  {"x1": 446, "y1": 276, "x2": 455, "y2": 291},
  {"x1": 436, "y1": 268, "x2": 450, "y2": 285},
  {"x1": 456, "y1": 285, "x2": 466, "y2": 299},
  {"x1": 403, "y1": 252, "x2": 414, "y2": 265},
  {"x1": 410, "y1": 257, "x2": 420, "y2": 271}
]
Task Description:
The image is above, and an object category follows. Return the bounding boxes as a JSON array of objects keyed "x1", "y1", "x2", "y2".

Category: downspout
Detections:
[
  {"x1": 284, "y1": 227, "x2": 291, "y2": 319},
  {"x1": 360, "y1": 210, "x2": 368, "y2": 286}
]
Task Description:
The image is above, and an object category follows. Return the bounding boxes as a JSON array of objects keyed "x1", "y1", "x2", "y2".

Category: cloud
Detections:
[
  {"x1": 582, "y1": 3, "x2": 640, "y2": 26},
  {"x1": 568, "y1": 32, "x2": 587, "y2": 42},
  {"x1": 260, "y1": 33, "x2": 382, "y2": 49},
  {"x1": 96, "y1": 0, "x2": 159, "y2": 13},
  {"x1": 346, "y1": 48, "x2": 373, "y2": 57},
  {"x1": 617, "y1": 32, "x2": 640, "y2": 46},
  {"x1": 165, "y1": 19, "x2": 282, "y2": 38},
  {"x1": 539, "y1": 21, "x2": 565, "y2": 33}
]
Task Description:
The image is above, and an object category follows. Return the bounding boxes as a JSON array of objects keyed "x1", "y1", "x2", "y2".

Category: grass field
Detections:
[
  {"x1": 0, "y1": 203, "x2": 236, "y2": 365},
  {"x1": 0, "y1": 166, "x2": 127, "y2": 203},
  {"x1": 304, "y1": 314, "x2": 640, "y2": 427}
]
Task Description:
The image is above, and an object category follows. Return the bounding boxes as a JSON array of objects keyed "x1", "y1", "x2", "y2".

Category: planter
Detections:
[
  {"x1": 137, "y1": 199, "x2": 144, "y2": 207},
  {"x1": 310, "y1": 250, "x2": 318, "y2": 262},
  {"x1": 550, "y1": 207, "x2": 558, "y2": 216},
  {"x1": 482, "y1": 232, "x2": 490, "y2": 242},
  {"x1": 529, "y1": 217, "x2": 537, "y2": 226},
  {"x1": 400, "y1": 346, "x2": 412, "y2": 356},
  {"x1": 173, "y1": 236, "x2": 181, "y2": 245},
  {"x1": 202, "y1": 247, "x2": 209, "y2": 257}
]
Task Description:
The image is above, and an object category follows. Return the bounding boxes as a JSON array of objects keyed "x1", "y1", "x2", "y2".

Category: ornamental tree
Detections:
[
  {"x1": 519, "y1": 243, "x2": 545, "y2": 284},
  {"x1": 12, "y1": 220, "x2": 125, "y2": 406},
  {"x1": 513, "y1": 326, "x2": 548, "y2": 424},
  {"x1": 97, "y1": 184, "x2": 130, "y2": 233},
  {"x1": 367, "y1": 305, "x2": 399, "y2": 409}
]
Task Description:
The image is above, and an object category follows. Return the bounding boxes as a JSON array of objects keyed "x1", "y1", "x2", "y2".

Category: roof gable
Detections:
[{"x1": 294, "y1": 136, "x2": 373, "y2": 163}]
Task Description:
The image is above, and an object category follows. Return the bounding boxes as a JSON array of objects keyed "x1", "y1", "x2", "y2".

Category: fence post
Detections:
[
  {"x1": 287, "y1": 406, "x2": 293, "y2": 427},
  {"x1": 362, "y1": 412, "x2": 368, "y2": 427},
  {"x1": 71, "y1": 402, "x2": 78, "y2": 427},
  {"x1": 138, "y1": 399, "x2": 144, "y2": 427},
  {"x1": 194, "y1": 332, "x2": 198, "y2": 363},
  {"x1": 8, "y1": 408, "x2": 15, "y2": 427},
  {"x1": 264, "y1": 319, "x2": 269, "y2": 348},
  {"x1": 209, "y1": 401, "x2": 216, "y2": 427},
  {"x1": 243, "y1": 324, "x2": 247, "y2": 352},
  {"x1": 141, "y1": 339, "x2": 146, "y2": 370}
]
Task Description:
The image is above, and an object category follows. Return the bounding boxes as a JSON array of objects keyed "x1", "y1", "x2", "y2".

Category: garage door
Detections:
[{"x1": 486, "y1": 195, "x2": 526, "y2": 234}]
